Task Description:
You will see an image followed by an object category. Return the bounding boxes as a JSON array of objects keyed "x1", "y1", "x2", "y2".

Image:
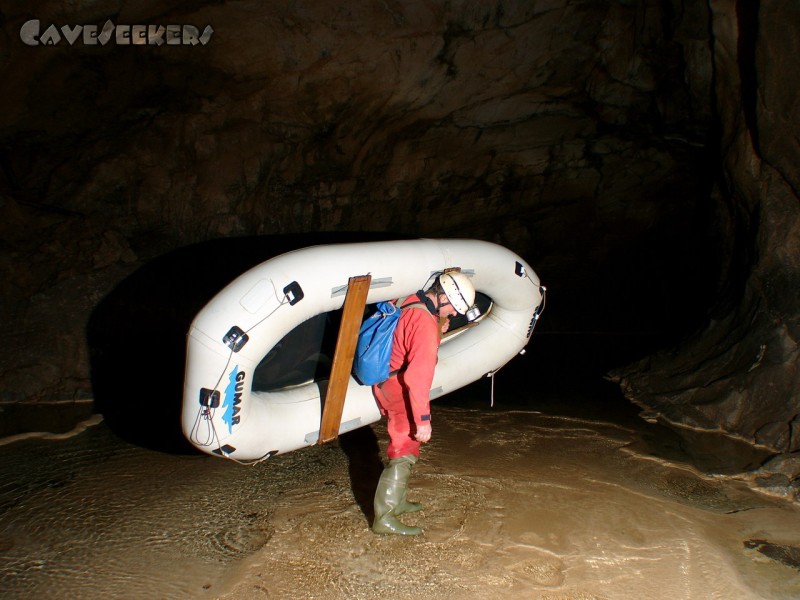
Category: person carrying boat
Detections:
[{"x1": 371, "y1": 271, "x2": 477, "y2": 535}]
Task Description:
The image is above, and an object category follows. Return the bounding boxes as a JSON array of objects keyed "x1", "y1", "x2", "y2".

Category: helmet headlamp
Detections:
[{"x1": 465, "y1": 304, "x2": 481, "y2": 322}]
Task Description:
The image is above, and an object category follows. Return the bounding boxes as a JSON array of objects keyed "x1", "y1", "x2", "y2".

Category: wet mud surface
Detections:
[{"x1": 2, "y1": 391, "x2": 799, "y2": 599}]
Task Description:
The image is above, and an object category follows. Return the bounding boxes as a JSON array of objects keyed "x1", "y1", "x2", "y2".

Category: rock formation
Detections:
[{"x1": 610, "y1": 1, "x2": 800, "y2": 456}]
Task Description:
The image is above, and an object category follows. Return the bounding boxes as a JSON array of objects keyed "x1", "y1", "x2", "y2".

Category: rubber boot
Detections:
[
  {"x1": 394, "y1": 455, "x2": 422, "y2": 516},
  {"x1": 372, "y1": 455, "x2": 422, "y2": 535}
]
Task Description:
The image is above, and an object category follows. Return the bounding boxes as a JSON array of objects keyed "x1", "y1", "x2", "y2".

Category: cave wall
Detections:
[
  {"x1": 1, "y1": 1, "x2": 713, "y2": 264},
  {"x1": 19, "y1": 0, "x2": 800, "y2": 455},
  {"x1": 0, "y1": 0, "x2": 717, "y2": 424},
  {"x1": 612, "y1": 0, "x2": 800, "y2": 454}
]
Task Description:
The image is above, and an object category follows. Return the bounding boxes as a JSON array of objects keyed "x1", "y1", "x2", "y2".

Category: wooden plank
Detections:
[{"x1": 318, "y1": 274, "x2": 372, "y2": 444}]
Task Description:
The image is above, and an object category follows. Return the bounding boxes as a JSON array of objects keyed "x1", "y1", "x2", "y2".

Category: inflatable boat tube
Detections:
[{"x1": 182, "y1": 238, "x2": 545, "y2": 460}]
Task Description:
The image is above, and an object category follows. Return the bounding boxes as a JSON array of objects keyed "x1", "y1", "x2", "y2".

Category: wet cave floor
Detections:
[
  {"x1": 2, "y1": 337, "x2": 799, "y2": 599},
  {"x1": 0, "y1": 328, "x2": 800, "y2": 600}
]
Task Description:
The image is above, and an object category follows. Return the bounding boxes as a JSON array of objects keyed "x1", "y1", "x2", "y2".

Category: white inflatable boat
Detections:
[{"x1": 182, "y1": 238, "x2": 545, "y2": 461}]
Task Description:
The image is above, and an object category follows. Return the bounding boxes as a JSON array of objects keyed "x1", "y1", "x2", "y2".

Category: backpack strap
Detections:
[
  {"x1": 395, "y1": 295, "x2": 432, "y2": 314},
  {"x1": 379, "y1": 297, "x2": 435, "y2": 385}
]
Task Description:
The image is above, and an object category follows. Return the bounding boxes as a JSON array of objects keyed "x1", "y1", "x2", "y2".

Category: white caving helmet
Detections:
[{"x1": 439, "y1": 271, "x2": 479, "y2": 321}]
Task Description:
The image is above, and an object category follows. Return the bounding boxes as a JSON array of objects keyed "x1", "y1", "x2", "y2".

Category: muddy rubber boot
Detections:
[
  {"x1": 372, "y1": 455, "x2": 423, "y2": 535},
  {"x1": 394, "y1": 455, "x2": 422, "y2": 516}
]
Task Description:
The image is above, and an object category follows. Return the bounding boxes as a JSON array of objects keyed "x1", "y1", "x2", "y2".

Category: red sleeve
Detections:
[{"x1": 390, "y1": 307, "x2": 440, "y2": 426}]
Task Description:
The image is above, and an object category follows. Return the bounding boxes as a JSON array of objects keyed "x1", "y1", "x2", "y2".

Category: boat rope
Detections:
[
  {"x1": 189, "y1": 291, "x2": 292, "y2": 464},
  {"x1": 487, "y1": 365, "x2": 504, "y2": 408},
  {"x1": 485, "y1": 286, "x2": 546, "y2": 408}
]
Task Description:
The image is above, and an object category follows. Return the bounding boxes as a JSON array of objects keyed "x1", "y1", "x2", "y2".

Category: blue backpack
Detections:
[{"x1": 353, "y1": 299, "x2": 426, "y2": 385}]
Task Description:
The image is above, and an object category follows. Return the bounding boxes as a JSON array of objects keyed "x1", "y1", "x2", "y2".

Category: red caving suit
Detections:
[{"x1": 372, "y1": 294, "x2": 440, "y2": 459}]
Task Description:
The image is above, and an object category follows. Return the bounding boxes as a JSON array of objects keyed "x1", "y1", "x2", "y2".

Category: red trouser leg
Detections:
[{"x1": 373, "y1": 379, "x2": 420, "y2": 459}]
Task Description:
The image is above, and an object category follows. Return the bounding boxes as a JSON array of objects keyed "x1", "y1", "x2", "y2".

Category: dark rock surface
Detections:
[{"x1": 609, "y1": 1, "x2": 800, "y2": 459}]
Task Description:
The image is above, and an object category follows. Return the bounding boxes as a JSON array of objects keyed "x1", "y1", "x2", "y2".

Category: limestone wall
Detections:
[{"x1": 612, "y1": 1, "x2": 800, "y2": 455}]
